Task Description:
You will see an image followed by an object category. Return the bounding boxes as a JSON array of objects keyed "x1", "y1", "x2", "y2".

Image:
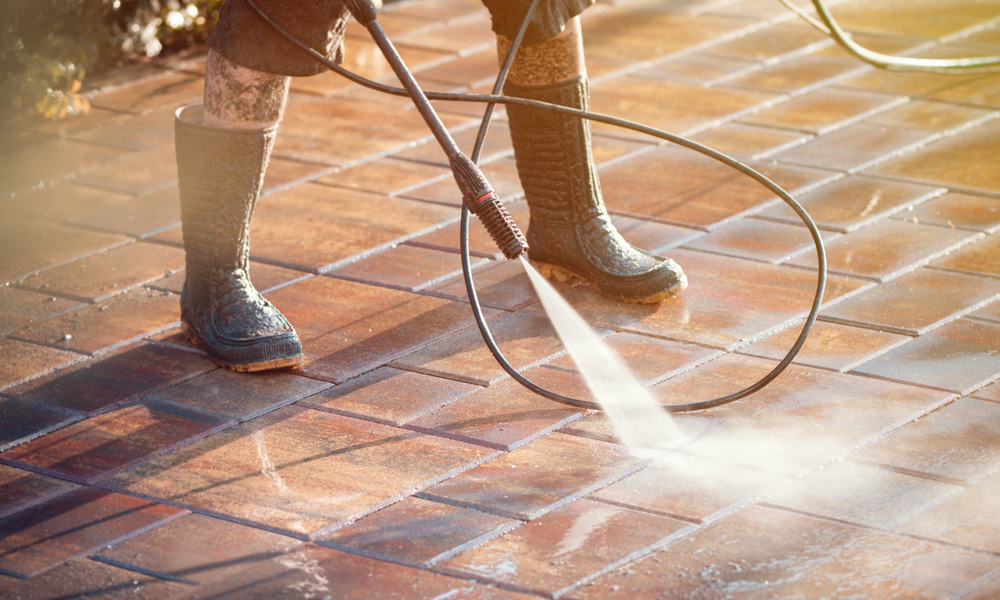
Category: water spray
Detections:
[{"x1": 243, "y1": 0, "x2": 829, "y2": 415}]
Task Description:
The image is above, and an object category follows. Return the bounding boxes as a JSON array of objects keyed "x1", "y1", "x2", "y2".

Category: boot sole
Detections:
[
  {"x1": 182, "y1": 323, "x2": 303, "y2": 372},
  {"x1": 532, "y1": 260, "x2": 684, "y2": 305}
]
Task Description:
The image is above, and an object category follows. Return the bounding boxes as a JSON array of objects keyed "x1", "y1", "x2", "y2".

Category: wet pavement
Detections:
[{"x1": 2, "y1": 0, "x2": 1000, "y2": 597}]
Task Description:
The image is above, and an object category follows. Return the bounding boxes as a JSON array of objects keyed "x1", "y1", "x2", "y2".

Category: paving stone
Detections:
[
  {"x1": 871, "y1": 120, "x2": 1000, "y2": 194},
  {"x1": 153, "y1": 368, "x2": 330, "y2": 421},
  {"x1": 109, "y1": 406, "x2": 494, "y2": 537},
  {"x1": 394, "y1": 14, "x2": 495, "y2": 55},
  {"x1": 689, "y1": 123, "x2": 812, "y2": 161},
  {"x1": 683, "y1": 217, "x2": 838, "y2": 264},
  {"x1": 426, "y1": 257, "x2": 540, "y2": 311},
  {"x1": 897, "y1": 470, "x2": 1000, "y2": 555},
  {"x1": 0, "y1": 487, "x2": 186, "y2": 577},
  {"x1": 649, "y1": 355, "x2": 952, "y2": 475},
  {"x1": 545, "y1": 332, "x2": 720, "y2": 387},
  {"x1": 319, "y1": 496, "x2": 514, "y2": 567},
  {"x1": 583, "y1": 10, "x2": 749, "y2": 66},
  {"x1": 391, "y1": 310, "x2": 567, "y2": 386},
  {"x1": 759, "y1": 175, "x2": 945, "y2": 233},
  {"x1": 290, "y1": 39, "x2": 448, "y2": 97},
  {"x1": 638, "y1": 52, "x2": 756, "y2": 86},
  {"x1": 0, "y1": 181, "x2": 130, "y2": 221},
  {"x1": 850, "y1": 318, "x2": 1000, "y2": 394},
  {"x1": 1, "y1": 400, "x2": 227, "y2": 482},
  {"x1": 537, "y1": 249, "x2": 866, "y2": 351},
  {"x1": 249, "y1": 183, "x2": 456, "y2": 272},
  {"x1": 316, "y1": 157, "x2": 451, "y2": 196},
  {"x1": 589, "y1": 457, "x2": 789, "y2": 523},
  {"x1": 0, "y1": 397, "x2": 79, "y2": 452},
  {"x1": 774, "y1": 121, "x2": 934, "y2": 172},
  {"x1": 407, "y1": 367, "x2": 589, "y2": 450},
  {"x1": 390, "y1": 122, "x2": 514, "y2": 168},
  {"x1": 723, "y1": 53, "x2": 864, "y2": 93},
  {"x1": 274, "y1": 95, "x2": 467, "y2": 166},
  {"x1": 89, "y1": 70, "x2": 204, "y2": 114},
  {"x1": 765, "y1": 461, "x2": 964, "y2": 530},
  {"x1": 0, "y1": 465, "x2": 79, "y2": 521},
  {"x1": 704, "y1": 22, "x2": 831, "y2": 61},
  {"x1": 439, "y1": 497, "x2": 689, "y2": 595},
  {"x1": 0, "y1": 216, "x2": 129, "y2": 285},
  {"x1": 820, "y1": 268, "x2": 1000, "y2": 335},
  {"x1": 388, "y1": 0, "x2": 486, "y2": 21},
  {"x1": 71, "y1": 145, "x2": 178, "y2": 197},
  {"x1": 10, "y1": 287, "x2": 181, "y2": 355},
  {"x1": 330, "y1": 244, "x2": 483, "y2": 291},
  {"x1": 742, "y1": 87, "x2": 906, "y2": 135},
  {"x1": 787, "y1": 219, "x2": 981, "y2": 282},
  {"x1": 0, "y1": 338, "x2": 81, "y2": 391},
  {"x1": 598, "y1": 147, "x2": 836, "y2": 229},
  {"x1": 0, "y1": 555, "x2": 185, "y2": 600},
  {"x1": 421, "y1": 432, "x2": 642, "y2": 520},
  {"x1": 416, "y1": 48, "x2": 499, "y2": 87},
  {"x1": 15, "y1": 242, "x2": 185, "y2": 303},
  {"x1": 856, "y1": 397, "x2": 1000, "y2": 484},
  {"x1": 7, "y1": 342, "x2": 215, "y2": 415},
  {"x1": 259, "y1": 156, "x2": 333, "y2": 194},
  {"x1": 830, "y1": 0, "x2": 1000, "y2": 37},
  {"x1": 965, "y1": 573, "x2": 1000, "y2": 600},
  {"x1": 932, "y1": 232, "x2": 1000, "y2": 278},
  {"x1": 894, "y1": 191, "x2": 1000, "y2": 233},
  {"x1": 590, "y1": 77, "x2": 779, "y2": 140},
  {"x1": 96, "y1": 513, "x2": 300, "y2": 585},
  {"x1": 169, "y1": 543, "x2": 535, "y2": 600},
  {"x1": 68, "y1": 185, "x2": 181, "y2": 238},
  {"x1": 300, "y1": 366, "x2": 477, "y2": 427},
  {"x1": 973, "y1": 378, "x2": 1000, "y2": 401},
  {"x1": 569, "y1": 505, "x2": 1000, "y2": 600},
  {"x1": 0, "y1": 133, "x2": 131, "y2": 197},
  {"x1": 66, "y1": 104, "x2": 176, "y2": 152},
  {"x1": 737, "y1": 320, "x2": 911, "y2": 373},
  {"x1": 867, "y1": 99, "x2": 997, "y2": 133},
  {"x1": 300, "y1": 292, "x2": 492, "y2": 384},
  {"x1": 347, "y1": 8, "x2": 438, "y2": 38}
]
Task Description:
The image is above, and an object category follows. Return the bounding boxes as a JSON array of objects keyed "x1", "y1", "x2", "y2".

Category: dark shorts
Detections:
[{"x1": 207, "y1": 0, "x2": 595, "y2": 76}]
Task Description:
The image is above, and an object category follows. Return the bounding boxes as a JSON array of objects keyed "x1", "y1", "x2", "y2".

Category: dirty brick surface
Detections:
[{"x1": 2, "y1": 0, "x2": 1000, "y2": 597}]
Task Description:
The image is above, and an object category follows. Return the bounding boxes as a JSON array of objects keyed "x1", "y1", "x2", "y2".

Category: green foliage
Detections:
[{"x1": 0, "y1": 0, "x2": 224, "y2": 121}]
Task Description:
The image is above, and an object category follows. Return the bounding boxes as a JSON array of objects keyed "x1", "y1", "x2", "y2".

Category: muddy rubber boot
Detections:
[
  {"x1": 174, "y1": 105, "x2": 302, "y2": 371},
  {"x1": 505, "y1": 76, "x2": 687, "y2": 303}
]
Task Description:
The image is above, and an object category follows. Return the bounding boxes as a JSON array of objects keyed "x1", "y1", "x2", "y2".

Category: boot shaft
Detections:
[
  {"x1": 504, "y1": 75, "x2": 604, "y2": 222},
  {"x1": 174, "y1": 105, "x2": 277, "y2": 277}
]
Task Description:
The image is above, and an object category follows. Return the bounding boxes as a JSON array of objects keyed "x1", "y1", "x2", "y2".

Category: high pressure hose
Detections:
[
  {"x1": 782, "y1": 0, "x2": 1000, "y2": 73},
  {"x1": 242, "y1": 0, "x2": 828, "y2": 413}
]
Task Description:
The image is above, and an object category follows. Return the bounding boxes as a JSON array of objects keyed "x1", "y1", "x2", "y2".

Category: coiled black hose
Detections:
[{"x1": 243, "y1": 0, "x2": 828, "y2": 413}]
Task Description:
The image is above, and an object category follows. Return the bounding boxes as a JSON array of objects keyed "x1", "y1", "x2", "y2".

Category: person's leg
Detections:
[
  {"x1": 499, "y1": 18, "x2": 687, "y2": 303},
  {"x1": 173, "y1": 49, "x2": 301, "y2": 371},
  {"x1": 203, "y1": 49, "x2": 290, "y2": 130},
  {"x1": 174, "y1": 0, "x2": 351, "y2": 371}
]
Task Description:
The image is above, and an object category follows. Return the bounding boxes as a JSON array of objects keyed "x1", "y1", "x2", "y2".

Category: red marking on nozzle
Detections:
[{"x1": 476, "y1": 191, "x2": 497, "y2": 205}]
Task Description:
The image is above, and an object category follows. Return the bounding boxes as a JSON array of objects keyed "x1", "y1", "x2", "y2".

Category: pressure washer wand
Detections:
[{"x1": 345, "y1": 0, "x2": 529, "y2": 260}]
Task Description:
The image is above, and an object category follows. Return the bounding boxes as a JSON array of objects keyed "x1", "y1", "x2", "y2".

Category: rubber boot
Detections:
[
  {"x1": 174, "y1": 105, "x2": 302, "y2": 371},
  {"x1": 505, "y1": 76, "x2": 687, "y2": 303}
]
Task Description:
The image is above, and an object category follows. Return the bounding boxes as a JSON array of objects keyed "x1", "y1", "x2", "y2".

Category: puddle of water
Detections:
[{"x1": 520, "y1": 256, "x2": 688, "y2": 459}]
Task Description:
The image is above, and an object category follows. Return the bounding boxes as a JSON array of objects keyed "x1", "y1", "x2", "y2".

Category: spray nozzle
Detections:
[{"x1": 450, "y1": 153, "x2": 529, "y2": 260}]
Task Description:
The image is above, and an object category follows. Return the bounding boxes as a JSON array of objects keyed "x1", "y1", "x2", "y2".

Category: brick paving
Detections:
[{"x1": 2, "y1": 0, "x2": 1000, "y2": 597}]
